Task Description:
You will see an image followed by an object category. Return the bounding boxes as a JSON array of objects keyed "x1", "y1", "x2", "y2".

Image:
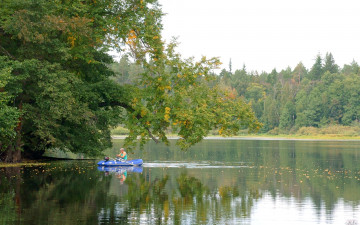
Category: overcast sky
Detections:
[{"x1": 158, "y1": 0, "x2": 360, "y2": 73}]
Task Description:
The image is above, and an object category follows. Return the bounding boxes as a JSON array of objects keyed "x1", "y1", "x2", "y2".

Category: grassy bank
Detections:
[
  {"x1": 111, "y1": 126, "x2": 130, "y2": 135},
  {"x1": 0, "y1": 160, "x2": 50, "y2": 167},
  {"x1": 241, "y1": 133, "x2": 360, "y2": 140}
]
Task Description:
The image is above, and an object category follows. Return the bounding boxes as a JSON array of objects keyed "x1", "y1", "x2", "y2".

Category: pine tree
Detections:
[
  {"x1": 323, "y1": 52, "x2": 338, "y2": 74},
  {"x1": 309, "y1": 54, "x2": 323, "y2": 80}
]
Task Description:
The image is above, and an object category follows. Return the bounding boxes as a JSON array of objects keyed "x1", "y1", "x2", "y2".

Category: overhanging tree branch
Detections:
[
  {"x1": 99, "y1": 100, "x2": 160, "y2": 143},
  {"x1": 146, "y1": 127, "x2": 159, "y2": 143}
]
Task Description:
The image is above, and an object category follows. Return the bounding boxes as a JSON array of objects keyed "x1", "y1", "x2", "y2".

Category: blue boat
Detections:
[{"x1": 97, "y1": 158, "x2": 143, "y2": 167}]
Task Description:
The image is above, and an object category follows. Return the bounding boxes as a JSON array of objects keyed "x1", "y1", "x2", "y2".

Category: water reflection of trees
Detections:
[
  {"x1": 1, "y1": 141, "x2": 360, "y2": 224},
  {"x1": 111, "y1": 170, "x2": 262, "y2": 224},
  {"x1": 0, "y1": 165, "x2": 261, "y2": 224},
  {"x1": 108, "y1": 141, "x2": 360, "y2": 224},
  {"x1": 0, "y1": 162, "x2": 109, "y2": 225}
]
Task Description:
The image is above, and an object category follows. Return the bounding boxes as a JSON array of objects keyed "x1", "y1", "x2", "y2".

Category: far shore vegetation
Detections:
[
  {"x1": 111, "y1": 124, "x2": 360, "y2": 140},
  {"x1": 0, "y1": 161, "x2": 49, "y2": 167}
]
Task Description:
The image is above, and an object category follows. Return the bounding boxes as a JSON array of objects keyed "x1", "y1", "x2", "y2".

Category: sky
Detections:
[{"x1": 158, "y1": 0, "x2": 360, "y2": 73}]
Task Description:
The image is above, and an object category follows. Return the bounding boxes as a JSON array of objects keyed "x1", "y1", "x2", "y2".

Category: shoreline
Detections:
[
  {"x1": 111, "y1": 135, "x2": 360, "y2": 141},
  {"x1": 2, "y1": 135, "x2": 359, "y2": 165}
]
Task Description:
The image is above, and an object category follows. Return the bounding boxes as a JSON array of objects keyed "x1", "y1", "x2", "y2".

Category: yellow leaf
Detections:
[{"x1": 141, "y1": 109, "x2": 147, "y2": 117}]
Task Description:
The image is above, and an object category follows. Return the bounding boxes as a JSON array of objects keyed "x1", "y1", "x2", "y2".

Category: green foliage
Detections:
[
  {"x1": 308, "y1": 54, "x2": 323, "y2": 80},
  {"x1": 261, "y1": 97, "x2": 279, "y2": 132},
  {"x1": 342, "y1": 60, "x2": 360, "y2": 75},
  {"x1": 342, "y1": 74, "x2": 360, "y2": 125},
  {"x1": 0, "y1": 0, "x2": 261, "y2": 160},
  {"x1": 121, "y1": 41, "x2": 261, "y2": 150},
  {"x1": 267, "y1": 69, "x2": 278, "y2": 85},
  {"x1": 219, "y1": 52, "x2": 360, "y2": 135},
  {"x1": 0, "y1": 0, "x2": 163, "y2": 158},
  {"x1": 0, "y1": 62, "x2": 20, "y2": 147},
  {"x1": 323, "y1": 52, "x2": 339, "y2": 74},
  {"x1": 279, "y1": 101, "x2": 295, "y2": 130},
  {"x1": 292, "y1": 62, "x2": 307, "y2": 83}
]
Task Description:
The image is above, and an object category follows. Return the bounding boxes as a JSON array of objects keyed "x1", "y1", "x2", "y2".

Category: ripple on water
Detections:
[{"x1": 143, "y1": 161, "x2": 250, "y2": 168}]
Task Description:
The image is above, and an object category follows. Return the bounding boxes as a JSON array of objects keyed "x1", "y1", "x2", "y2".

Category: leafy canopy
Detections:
[{"x1": 0, "y1": 0, "x2": 260, "y2": 158}]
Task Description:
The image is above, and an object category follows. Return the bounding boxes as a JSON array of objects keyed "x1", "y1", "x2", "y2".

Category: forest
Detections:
[
  {"x1": 112, "y1": 52, "x2": 360, "y2": 135},
  {"x1": 219, "y1": 53, "x2": 360, "y2": 133}
]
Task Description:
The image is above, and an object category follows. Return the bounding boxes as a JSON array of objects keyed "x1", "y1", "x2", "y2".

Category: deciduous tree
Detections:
[{"x1": 0, "y1": 0, "x2": 260, "y2": 162}]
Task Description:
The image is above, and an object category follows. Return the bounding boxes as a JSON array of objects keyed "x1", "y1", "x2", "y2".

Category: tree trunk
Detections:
[
  {"x1": 6, "y1": 132, "x2": 23, "y2": 163},
  {"x1": 4, "y1": 101, "x2": 23, "y2": 163},
  {"x1": 4, "y1": 143, "x2": 21, "y2": 163}
]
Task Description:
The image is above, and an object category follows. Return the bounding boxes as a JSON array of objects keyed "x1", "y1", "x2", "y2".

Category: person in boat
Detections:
[{"x1": 116, "y1": 148, "x2": 127, "y2": 161}]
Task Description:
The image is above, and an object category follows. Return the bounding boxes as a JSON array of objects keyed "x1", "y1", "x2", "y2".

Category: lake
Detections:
[{"x1": 1, "y1": 139, "x2": 360, "y2": 224}]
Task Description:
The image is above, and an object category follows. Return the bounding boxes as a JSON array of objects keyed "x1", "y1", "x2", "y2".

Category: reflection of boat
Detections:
[
  {"x1": 97, "y1": 166, "x2": 143, "y2": 173},
  {"x1": 97, "y1": 159, "x2": 143, "y2": 167}
]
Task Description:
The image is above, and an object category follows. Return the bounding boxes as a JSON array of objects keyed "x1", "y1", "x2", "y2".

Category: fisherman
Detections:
[{"x1": 116, "y1": 148, "x2": 127, "y2": 161}]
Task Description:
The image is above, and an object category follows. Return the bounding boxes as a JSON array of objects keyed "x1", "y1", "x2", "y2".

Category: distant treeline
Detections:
[
  {"x1": 217, "y1": 53, "x2": 360, "y2": 133},
  {"x1": 112, "y1": 53, "x2": 360, "y2": 134}
]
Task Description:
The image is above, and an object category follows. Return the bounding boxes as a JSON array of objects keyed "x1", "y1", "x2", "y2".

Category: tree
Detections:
[
  {"x1": 123, "y1": 43, "x2": 261, "y2": 150},
  {"x1": 0, "y1": 0, "x2": 260, "y2": 162},
  {"x1": 342, "y1": 60, "x2": 360, "y2": 75},
  {"x1": 245, "y1": 83, "x2": 265, "y2": 120},
  {"x1": 308, "y1": 54, "x2": 323, "y2": 80},
  {"x1": 230, "y1": 66, "x2": 249, "y2": 97},
  {"x1": 219, "y1": 68, "x2": 232, "y2": 85},
  {"x1": 267, "y1": 69, "x2": 278, "y2": 85},
  {"x1": 279, "y1": 101, "x2": 296, "y2": 130},
  {"x1": 342, "y1": 74, "x2": 360, "y2": 125},
  {"x1": 295, "y1": 87, "x2": 322, "y2": 127},
  {"x1": 0, "y1": 63, "x2": 21, "y2": 161},
  {"x1": 292, "y1": 62, "x2": 307, "y2": 84},
  {"x1": 323, "y1": 52, "x2": 338, "y2": 74},
  {"x1": 320, "y1": 72, "x2": 345, "y2": 123},
  {"x1": 261, "y1": 97, "x2": 279, "y2": 131}
]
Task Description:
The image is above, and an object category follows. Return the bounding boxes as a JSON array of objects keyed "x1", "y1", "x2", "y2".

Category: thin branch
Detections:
[
  {"x1": 98, "y1": 100, "x2": 131, "y2": 109},
  {"x1": 0, "y1": 45, "x2": 16, "y2": 60},
  {"x1": 146, "y1": 127, "x2": 159, "y2": 143}
]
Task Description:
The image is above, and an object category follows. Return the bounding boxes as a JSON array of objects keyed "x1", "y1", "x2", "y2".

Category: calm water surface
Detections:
[{"x1": 1, "y1": 139, "x2": 360, "y2": 224}]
